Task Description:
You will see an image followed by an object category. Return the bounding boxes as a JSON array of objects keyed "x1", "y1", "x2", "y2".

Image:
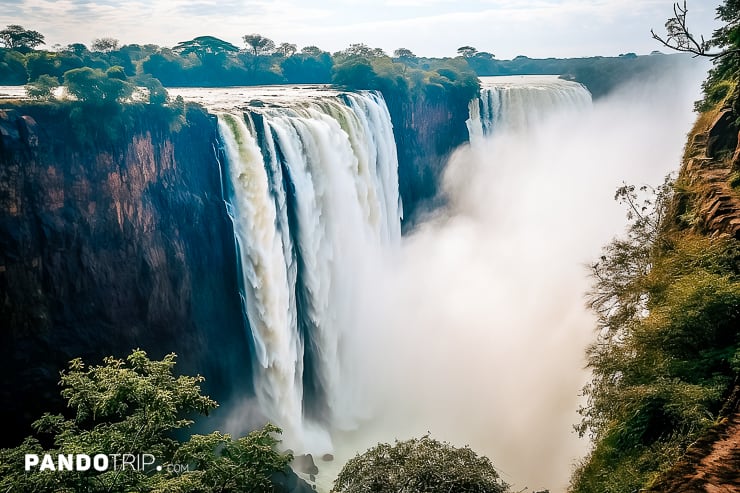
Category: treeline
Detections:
[
  {"x1": 1, "y1": 24, "x2": 693, "y2": 100},
  {"x1": 467, "y1": 51, "x2": 698, "y2": 98}
]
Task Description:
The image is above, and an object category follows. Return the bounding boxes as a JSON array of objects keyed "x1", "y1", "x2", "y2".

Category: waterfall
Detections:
[
  {"x1": 467, "y1": 75, "x2": 592, "y2": 140},
  {"x1": 216, "y1": 90, "x2": 402, "y2": 453}
]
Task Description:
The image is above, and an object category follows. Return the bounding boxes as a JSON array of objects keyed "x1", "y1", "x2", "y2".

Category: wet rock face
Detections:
[
  {"x1": 385, "y1": 91, "x2": 472, "y2": 227},
  {"x1": 0, "y1": 105, "x2": 249, "y2": 446}
]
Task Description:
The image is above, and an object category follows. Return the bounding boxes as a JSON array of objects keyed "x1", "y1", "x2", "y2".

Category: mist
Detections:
[{"x1": 327, "y1": 62, "x2": 709, "y2": 492}]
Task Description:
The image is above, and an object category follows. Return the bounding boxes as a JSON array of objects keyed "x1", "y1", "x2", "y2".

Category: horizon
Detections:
[{"x1": 1, "y1": 0, "x2": 724, "y2": 59}]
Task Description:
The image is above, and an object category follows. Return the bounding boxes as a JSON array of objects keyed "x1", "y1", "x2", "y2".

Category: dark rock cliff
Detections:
[
  {"x1": 384, "y1": 89, "x2": 473, "y2": 226},
  {"x1": 0, "y1": 103, "x2": 250, "y2": 446},
  {"x1": 0, "y1": 87, "x2": 474, "y2": 446}
]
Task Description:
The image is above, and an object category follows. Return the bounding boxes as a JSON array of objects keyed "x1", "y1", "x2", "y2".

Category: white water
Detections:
[
  {"x1": 323, "y1": 67, "x2": 705, "y2": 493},
  {"x1": 215, "y1": 89, "x2": 402, "y2": 453},
  {"x1": 467, "y1": 75, "x2": 593, "y2": 140},
  {"x1": 170, "y1": 69, "x2": 703, "y2": 493}
]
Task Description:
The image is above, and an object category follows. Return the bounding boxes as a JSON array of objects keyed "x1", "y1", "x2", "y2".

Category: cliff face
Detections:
[
  {"x1": 384, "y1": 89, "x2": 472, "y2": 225},
  {"x1": 676, "y1": 98, "x2": 740, "y2": 239},
  {"x1": 0, "y1": 104, "x2": 250, "y2": 446},
  {"x1": 0, "y1": 88, "x2": 473, "y2": 445},
  {"x1": 647, "y1": 89, "x2": 740, "y2": 493}
]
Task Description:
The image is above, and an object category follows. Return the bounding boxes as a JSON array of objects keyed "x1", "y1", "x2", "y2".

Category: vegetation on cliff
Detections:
[
  {"x1": 0, "y1": 350, "x2": 293, "y2": 493},
  {"x1": 570, "y1": 2, "x2": 740, "y2": 492}
]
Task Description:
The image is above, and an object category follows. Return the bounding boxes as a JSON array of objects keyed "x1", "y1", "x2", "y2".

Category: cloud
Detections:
[{"x1": 1, "y1": 0, "x2": 722, "y2": 57}]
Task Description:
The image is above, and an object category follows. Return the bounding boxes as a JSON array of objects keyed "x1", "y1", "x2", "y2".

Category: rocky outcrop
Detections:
[
  {"x1": 0, "y1": 104, "x2": 250, "y2": 446},
  {"x1": 675, "y1": 105, "x2": 740, "y2": 239}
]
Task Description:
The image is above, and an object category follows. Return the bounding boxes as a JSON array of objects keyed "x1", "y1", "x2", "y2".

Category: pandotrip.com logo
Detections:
[{"x1": 24, "y1": 454, "x2": 190, "y2": 474}]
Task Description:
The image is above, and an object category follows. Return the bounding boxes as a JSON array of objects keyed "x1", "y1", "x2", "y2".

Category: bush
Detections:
[
  {"x1": 63, "y1": 66, "x2": 134, "y2": 104},
  {"x1": 25, "y1": 74, "x2": 58, "y2": 100},
  {"x1": 333, "y1": 435, "x2": 509, "y2": 493}
]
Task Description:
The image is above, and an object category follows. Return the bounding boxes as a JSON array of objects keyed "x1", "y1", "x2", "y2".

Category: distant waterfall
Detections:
[
  {"x1": 217, "y1": 91, "x2": 402, "y2": 452},
  {"x1": 467, "y1": 76, "x2": 592, "y2": 140}
]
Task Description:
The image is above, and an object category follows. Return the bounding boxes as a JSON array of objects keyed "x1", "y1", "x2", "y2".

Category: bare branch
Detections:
[{"x1": 651, "y1": 1, "x2": 740, "y2": 59}]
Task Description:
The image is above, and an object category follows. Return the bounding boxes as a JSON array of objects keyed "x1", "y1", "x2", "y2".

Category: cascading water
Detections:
[
  {"x1": 467, "y1": 75, "x2": 593, "y2": 140},
  {"x1": 215, "y1": 90, "x2": 402, "y2": 453}
]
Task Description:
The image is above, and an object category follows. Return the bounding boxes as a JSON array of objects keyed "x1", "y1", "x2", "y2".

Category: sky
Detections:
[{"x1": 0, "y1": 0, "x2": 724, "y2": 59}]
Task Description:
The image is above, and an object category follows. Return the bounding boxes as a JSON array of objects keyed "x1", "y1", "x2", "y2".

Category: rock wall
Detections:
[
  {"x1": 0, "y1": 87, "x2": 474, "y2": 445},
  {"x1": 385, "y1": 89, "x2": 473, "y2": 226},
  {"x1": 673, "y1": 91, "x2": 740, "y2": 240},
  {"x1": 0, "y1": 104, "x2": 250, "y2": 446}
]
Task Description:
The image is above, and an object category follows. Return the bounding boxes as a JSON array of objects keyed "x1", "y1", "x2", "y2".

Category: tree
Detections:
[
  {"x1": 0, "y1": 25, "x2": 45, "y2": 50},
  {"x1": 65, "y1": 43, "x2": 89, "y2": 57},
  {"x1": 242, "y1": 33, "x2": 276, "y2": 56},
  {"x1": 167, "y1": 425, "x2": 291, "y2": 492},
  {"x1": 394, "y1": 47, "x2": 416, "y2": 59},
  {"x1": 63, "y1": 66, "x2": 135, "y2": 104},
  {"x1": 138, "y1": 75, "x2": 169, "y2": 105},
  {"x1": 276, "y1": 42, "x2": 297, "y2": 57},
  {"x1": 457, "y1": 45, "x2": 478, "y2": 58},
  {"x1": 0, "y1": 350, "x2": 292, "y2": 493},
  {"x1": 300, "y1": 45, "x2": 324, "y2": 56},
  {"x1": 333, "y1": 435, "x2": 509, "y2": 493},
  {"x1": 334, "y1": 43, "x2": 387, "y2": 60},
  {"x1": 651, "y1": 1, "x2": 740, "y2": 59},
  {"x1": 173, "y1": 35, "x2": 239, "y2": 61},
  {"x1": 25, "y1": 74, "x2": 58, "y2": 100},
  {"x1": 91, "y1": 37, "x2": 119, "y2": 53}
]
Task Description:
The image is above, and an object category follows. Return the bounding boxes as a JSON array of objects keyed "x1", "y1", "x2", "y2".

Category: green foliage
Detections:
[
  {"x1": 333, "y1": 43, "x2": 387, "y2": 63},
  {"x1": 139, "y1": 75, "x2": 169, "y2": 105},
  {"x1": 163, "y1": 425, "x2": 291, "y2": 493},
  {"x1": 242, "y1": 34, "x2": 275, "y2": 56},
  {"x1": 730, "y1": 171, "x2": 740, "y2": 189},
  {"x1": 690, "y1": 0, "x2": 740, "y2": 110},
  {"x1": 91, "y1": 37, "x2": 119, "y2": 53},
  {"x1": 0, "y1": 350, "x2": 291, "y2": 493},
  {"x1": 457, "y1": 46, "x2": 478, "y2": 58},
  {"x1": 0, "y1": 48, "x2": 27, "y2": 84},
  {"x1": 63, "y1": 66, "x2": 135, "y2": 104},
  {"x1": 332, "y1": 52, "x2": 478, "y2": 106},
  {"x1": 0, "y1": 24, "x2": 45, "y2": 50},
  {"x1": 276, "y1": 42, "x2": 297, "y2": 58},
  {"x1": 393, "y1": 47, "x2": 416, "y2": 59},
  {"x1": 280, "y1": 50, "x2": 333, "y2": 83},
  {"x1": 571, "y1": 174, "x2": 740, "y2": 493},
  {"x1": 25, "y1": 74, "x2": 58, "y2": 100},
  {"x1": 333, "y1": 435, "x2": 509, "y2": 493},
  {"x1": 173, "y1": 36, "x2": 239, "y2": 61}
]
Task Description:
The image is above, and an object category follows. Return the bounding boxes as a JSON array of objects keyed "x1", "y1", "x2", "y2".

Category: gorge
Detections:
[{"x1": 0, "y1": 58, "x2": 713, "y2": 492}]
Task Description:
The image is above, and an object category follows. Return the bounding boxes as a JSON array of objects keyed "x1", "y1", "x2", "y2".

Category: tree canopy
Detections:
[
  {"x1": 0, "y1": 24, "x2": 45, "y2": 50},
  {"x1": 333, "y1": 435, "x2": 510, "y2": 493},
  {"x1": 393, "y1": 47, "x2": 416, "y2": 59},
  {"x1": 242, "y1": 33, "x2": 276, "y2": 56},
  {"x1": 457, "y1": 45, "x2": 478, "y2": 58},
  {"x1": 173, "y1": 35, "x2": 240, "y2": 60},
  {"x1": 63, "y1": 66, "x2": 135, "y2": 104},
  {"x1": 0, "y1": 350, "x2": 293, "y2": 493},
  {"x1": 276, "y1": 42, "x2": 297, "y2": 57},
  {"x1": 91, "y1": 37, "x2": 120, "y2": 53}
]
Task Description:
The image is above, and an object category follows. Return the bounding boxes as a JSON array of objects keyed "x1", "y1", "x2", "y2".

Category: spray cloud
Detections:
[{"x1": 338, "y1": 63, "x2": 708, "y2": 492}]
